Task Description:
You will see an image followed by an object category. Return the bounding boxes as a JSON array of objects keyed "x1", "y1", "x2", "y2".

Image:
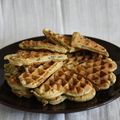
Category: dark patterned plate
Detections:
[{"x1": 0, "y1": 35, "x2": 120, "y2": 113}]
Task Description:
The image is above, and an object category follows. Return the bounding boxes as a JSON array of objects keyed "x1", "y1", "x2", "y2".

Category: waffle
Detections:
[
  {"x1": 43, "y1": 28, "x2": 76, "y2": 52},
  {"x1": 67, "y1": 50, "x2": 103, "y2": 65},
  {"x1": 67, "y1": 87, "x2": 96, "y2": 102},
  {"x1": 33, "y1": 54, "x2": 117, "y2": 105},
  {"x1": 47, "y1": 95, "x2": 66, "y2": 105},
  {"x1": 76, "y1": 57, "x2": 117, "y2": 90},
  {"x1": 4, "y1": 64, "x2": 32, "y2": 98},
  {"x1": 19, "y1": 40, "x2": 68, "y2": 53},
  {"x1": 71, "y1": 32, "x2": 109, "y2": 56},
  {"x1": 32, "y1": 90, "x2": 66, "y2": 105},
  {"x1": 33, "y1": 63, "x2": 96, "y2": 104},
  {"x1": 4, "y1": 50, "x2": 67, "y2": 66},
  {"x1": 19, "y1": 61, "x2": 64, "y2": 88}
]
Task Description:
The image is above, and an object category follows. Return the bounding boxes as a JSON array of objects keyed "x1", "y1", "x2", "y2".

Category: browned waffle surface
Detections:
[
  {"x1": 19, "y1": 61, "x2": 64, "y2": 88},
  {"x1": 33, "y1": 63, "x2": 96, "y2": 102},
  {"x1": 76, "y1": 57, "x2": 117, "y2": 90},
  {"x1": 67, "y1": 51, "x2": 103, "y2": 64}
]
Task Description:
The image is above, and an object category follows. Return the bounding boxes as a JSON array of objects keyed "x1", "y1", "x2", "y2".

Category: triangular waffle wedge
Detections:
[
  {"x1": 71, "y1": 32, "x2": 109, "y2": 56},
  {"x1": 33, "y1": 63, "x2": 96, "y2": 105},
  {"x1": 19, "y1": 61, "x2": 64, "y2": 88},
  {"x1": 4, "y1": 50, "x2": 67, "y2": 66},
  {"x1": 43, "y1": 28, "x2": 76, "y2": 52},
  {"x1": 76, "y1": 57, "x2": 117, "y2": 90},
  {"x1": 19, "y1": 40, "x2": 68, "y2": 53},
  {"x1": 4, "y1": 64, "x2": 32, "y2": 98}
]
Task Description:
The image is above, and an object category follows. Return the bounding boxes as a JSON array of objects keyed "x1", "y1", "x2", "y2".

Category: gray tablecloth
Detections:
[{"x1": 0, "y1": 0, "x2": 120, "y2": 120}]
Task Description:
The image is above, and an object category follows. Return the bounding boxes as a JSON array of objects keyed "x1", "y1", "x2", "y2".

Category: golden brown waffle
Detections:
[
  {"x1": 19, "y1": 61, "x2": 64, "y2": 88},
  {"x1": 4, "y1": 64, "x2": 32, "y2": 98},
  {"x1": 71, "y1": 32, "x2": 109, "y2": 56},
  {"x1": 67, "y1": 51, "x2": 103, "y2": 65},
  {"x1": 33, "y1": 63, "x2": 96, "y2": 104},
  {"x1": 19, "y1": 40, "x2": 68, "y2": 53},
  {"x1": 4, "y1": 50, "x2": 67, "y2": 66},
  {"x1": 76, "y1": 57, "x2": 117, "y2": 90},
  {"x1": 43, "y1": 28, "x2": 76, "y2": 52}
]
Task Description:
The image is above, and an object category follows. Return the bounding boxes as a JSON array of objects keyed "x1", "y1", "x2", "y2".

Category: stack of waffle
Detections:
[{"x1": 4, "y1": 29, "x2": 117, "y2": 105}]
